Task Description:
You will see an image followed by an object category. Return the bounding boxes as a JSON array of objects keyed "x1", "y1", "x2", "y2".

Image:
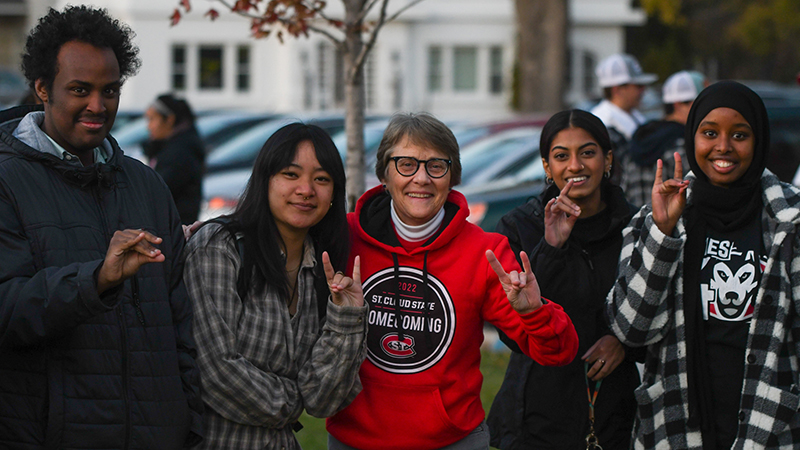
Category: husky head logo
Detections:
[{"x1": 709, "y1": 262, "x2": 757, "y2": 319}]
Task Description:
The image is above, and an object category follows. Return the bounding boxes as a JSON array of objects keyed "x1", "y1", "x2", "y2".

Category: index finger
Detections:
[
  {"x1": 560, "y1": 179, "x2": 574, "y2": 198},
  {"x1": 654, "y1": 159, "x2": 664, "y2": 187},
  {"x1": 129, "y1": 229, "x2": 162, "y2": 245},
  {"x1": 322, "y1": 251, "x2": 336, "y2": 282},
  {"x1": 485, "y1": 250, "x2": 509, "y2": 283},
  {"x1": 519, "y1": 251, "x2": 533, "y2": 275},
  {"x1": 352, "y1": 255, "x2": 361, "y2": 285},
  {"x1": 673, "y1": 152, "x2": 683, "y2": 181}
]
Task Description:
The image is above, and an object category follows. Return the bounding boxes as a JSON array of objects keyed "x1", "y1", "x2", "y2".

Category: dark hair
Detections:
[
  {"x1": 375, "y1": 112, "x2": 462, "y2": 186},
  {"x1": 221, "y1": 123, "x2": 349, "y2": 302},
  {"x1": 663, "y1": 102, "x2": 675, "y2": 116},
  {"x1": 152, "y1": 94, "x2": 196, "y2": 128},
  {"x1": 540, "y1": 109, "x2": 613, "y2": 161},
  {"x1": 21, "y1": 5, "x2": 141, "y2": 91}
]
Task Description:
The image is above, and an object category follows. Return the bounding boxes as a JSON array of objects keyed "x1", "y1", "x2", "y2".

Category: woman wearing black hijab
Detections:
[{"x1": 607, "y1": 80, "x2": 800, "y2": 449}]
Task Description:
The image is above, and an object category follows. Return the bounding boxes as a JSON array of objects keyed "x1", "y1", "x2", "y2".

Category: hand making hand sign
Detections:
[
  {"x1": 323, "y1": 252, "x2": 364, "y2": 308},
  {"x1": 652, "y1": 152, "x2": 690, "y2": 236},
  {"x1": 486, "y1": 250, "x2": 543, "y2": 315},
  {"x1": 544, "y1": 179, "x2": 582, "y2": 249}
]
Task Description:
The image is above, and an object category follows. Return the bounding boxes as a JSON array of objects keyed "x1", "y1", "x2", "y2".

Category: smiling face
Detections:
[
  {"x1": 268, "y1": 140, "x2": 334, "y2": 241},
  {"x1": 693, "y1": 107, "x2": 755, "y2": 188},
  {"x1": 35, "y1": 40, "x2": 120, "y2": 158},
  {"x1": 543, "y1": 127, "x2": 612, "y2": 215},
  {"x1": 381, "y1": 136, "x2": 452, "y2": 226}
]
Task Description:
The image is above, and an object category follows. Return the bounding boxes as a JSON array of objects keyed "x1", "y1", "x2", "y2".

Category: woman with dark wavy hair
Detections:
[{"x1": 184, "y1": 122, "x2": 368, "y2": 450}]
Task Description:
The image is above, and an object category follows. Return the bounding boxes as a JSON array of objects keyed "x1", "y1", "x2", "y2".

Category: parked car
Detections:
[
  {"x1": 206, "y1": 114, "x2": 346, "y2": 174},
  {"x1": 458, "y1": 127, "x2": 541, "y2": 187},
  {"x1": 0, "y1": 68, "x2": 28, "y2": 107},
  {"x1": 462, "y1": 155, "x2": 547, "y2": 232},
  {"x1": 114, "y1": 111, "x2": 280, "y2": 162}
]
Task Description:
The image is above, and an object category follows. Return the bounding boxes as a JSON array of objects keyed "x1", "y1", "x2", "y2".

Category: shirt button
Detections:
[
  {"x1": 747, "y1": 354, "x2": 757, "y2": 364},
  {"x1": 738, "y1": 411, "x2": 745, "y2": 421},
  {"x1": 65, "y1": 154, "x2": 72, "y2": 160}
]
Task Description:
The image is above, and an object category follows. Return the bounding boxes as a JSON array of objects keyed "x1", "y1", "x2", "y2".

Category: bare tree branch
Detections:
[
  {"x1": 355, "y1": 0, "x2": 381, "y2": 24},
  {"x1": 307, "y1": 22, "x2": 345, "y2": 45},
  {"x1": 351, "y1": 0, "x2": 389, "y2": 78},
  {"x1": 384, "y1": 0, "x2": 425, "y2": 24}
]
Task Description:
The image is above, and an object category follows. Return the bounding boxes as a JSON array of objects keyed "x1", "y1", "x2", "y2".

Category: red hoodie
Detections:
[{"x1": 326, "y1": 186, "x2": 578, "y2": 449}]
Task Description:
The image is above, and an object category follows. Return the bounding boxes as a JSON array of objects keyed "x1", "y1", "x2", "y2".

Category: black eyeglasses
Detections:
[{"x1": 390, "y1": 156, "x2": 452, "y2": 178}]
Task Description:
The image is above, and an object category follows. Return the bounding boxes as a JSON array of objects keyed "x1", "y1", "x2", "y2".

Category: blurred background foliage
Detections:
[{"x1": 630, "y1": 0, "x2": 800, "y2": 83}]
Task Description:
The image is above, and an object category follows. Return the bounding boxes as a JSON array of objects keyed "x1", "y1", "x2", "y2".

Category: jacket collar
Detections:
[{"x1": 0, "y1": 106, "x2": 124, "y2": 189}]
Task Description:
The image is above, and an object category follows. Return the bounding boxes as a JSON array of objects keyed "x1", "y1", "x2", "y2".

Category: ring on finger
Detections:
[{"x1": 598, "y1": 359, "x2": 605, "y2": 365}]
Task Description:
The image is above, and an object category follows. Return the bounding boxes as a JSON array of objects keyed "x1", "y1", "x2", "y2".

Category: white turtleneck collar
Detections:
[{"x1": 390, "y1": 200, "x2": 445, "y2": 243}]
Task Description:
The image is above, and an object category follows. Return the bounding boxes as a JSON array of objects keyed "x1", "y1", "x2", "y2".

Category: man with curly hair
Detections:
[{"x1": 0, "y1": 6, "x2": 204, "y2": 449}]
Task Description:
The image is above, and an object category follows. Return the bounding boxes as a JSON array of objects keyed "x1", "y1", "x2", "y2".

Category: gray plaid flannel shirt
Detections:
[
  {"x1": 607, "y1": 170, "x2": 800, "y2": 449},
  {"x1": 184, "y1": 224, "x2": 367, "y2": 450}
]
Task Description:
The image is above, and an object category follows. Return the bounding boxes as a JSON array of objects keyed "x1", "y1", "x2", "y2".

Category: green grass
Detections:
[{"x1": 295, "y1": 349, "x2": 511, "y2": 450}]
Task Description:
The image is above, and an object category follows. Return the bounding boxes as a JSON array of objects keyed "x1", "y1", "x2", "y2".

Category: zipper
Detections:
[
  {"x1": 581, "y1": 248, "x2": 594, "y2": 271},
  {"x1": 117, "y1": 304, "x2": 131, "y2": 450},
  {"x1": 94, "y1": 178, "x2": 130, "y2": 450}
]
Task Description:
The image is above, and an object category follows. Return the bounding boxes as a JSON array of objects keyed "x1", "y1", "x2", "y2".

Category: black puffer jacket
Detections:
[
  {"x1": 0, "y1": 106, "x2": 203, "y2": 450},
  {"x1": 487, "y1": 182, "x2": 640, "y2": 450},
  {"x1": 144, "y1": 128, "x2": 205, "y2": 224}
]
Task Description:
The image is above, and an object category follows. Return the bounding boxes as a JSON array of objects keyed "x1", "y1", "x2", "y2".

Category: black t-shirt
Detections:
[{"x1": 699, "y1": 217, "x2": 765, "y2": 449}]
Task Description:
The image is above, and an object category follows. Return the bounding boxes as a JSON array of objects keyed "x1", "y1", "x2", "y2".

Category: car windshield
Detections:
[
  {"x1": 207, "y1": 119, "x2": 293, "y2": 168},
  {"x1": 459, "y1": 128, "x2": 540, "y2": 183}
]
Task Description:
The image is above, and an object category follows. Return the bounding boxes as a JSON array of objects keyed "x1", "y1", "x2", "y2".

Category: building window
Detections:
[
  {"x1": 453, "y1": 46, "x2": 477, "y2": 92},
  {"x1": 198, "y1": 46, "x2": 223, "y2": 90},
  {"x1": 427, "y1": 46, "x2": 442, "y2": 92},
  {"x1": 171, "y1": 45, "x2": 186, "y2": 90},
  {"x1": 236, "y1": 46, "x2": 250, "y2": 92},
  {"x1": 489, "y1": 46, "x2": 503, "y2": 94}
]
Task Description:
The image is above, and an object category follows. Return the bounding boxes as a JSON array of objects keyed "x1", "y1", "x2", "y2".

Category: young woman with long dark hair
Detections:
[
  {"x1": 184, "y1": 123, "x2": 368, "y2": 450},
  {"x1": 487, "y1": 109, "x2": 640, "y2": 449}
]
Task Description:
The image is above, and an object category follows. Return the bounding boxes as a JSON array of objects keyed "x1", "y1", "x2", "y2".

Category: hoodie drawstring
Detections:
[{"x1": 392, "y1": 253, "x2": 404, "y2": 342}]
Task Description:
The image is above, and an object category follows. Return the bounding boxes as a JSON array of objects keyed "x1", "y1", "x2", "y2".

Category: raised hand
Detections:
[
  {"x1": 652, "y1": 152, "x2": 690, "y2": 235},
  {"x1": 486, "y1": 250, "x2": 542, "y2": 315},
  {"x1": 97, "y1": 229, "x2": 165, "y2": 294},
  {"x1": 323, "y1": 252, "x2": 364, "y2": 308},
  {"x1": 544, "y1": 180, "x2": 581, "y2": 249},
  {"x1": 582, "y1": 334, "x2": 625, "y2": 381}
]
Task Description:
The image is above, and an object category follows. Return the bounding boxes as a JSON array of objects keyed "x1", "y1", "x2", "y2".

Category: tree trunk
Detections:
[
  {"x1": 343, "y1": 0, "x2": 367, "y2": 211},
  {"x1": 515, "y1": 0, "x2": 568, "y2": 112}
]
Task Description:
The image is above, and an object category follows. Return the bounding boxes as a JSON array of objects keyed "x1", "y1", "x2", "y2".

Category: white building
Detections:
[{"x1": 21, "y1": 0, "x2": 646, "y2": 117}]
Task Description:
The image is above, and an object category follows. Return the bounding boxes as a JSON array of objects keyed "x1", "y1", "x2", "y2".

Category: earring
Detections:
[
  {"x1": 545, "y1": 176, "x2": 553, "y2": 185},
  {"x1": 604, "y1": 165, "x2": 612, "y2": 179}
]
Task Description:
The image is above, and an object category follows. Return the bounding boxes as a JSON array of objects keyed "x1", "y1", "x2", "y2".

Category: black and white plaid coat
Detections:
[{"x1": 607, "y1": 170, "x2": 800, "y2": 449}]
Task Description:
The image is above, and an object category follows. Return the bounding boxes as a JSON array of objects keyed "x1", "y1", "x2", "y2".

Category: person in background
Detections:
[
  {"x1": 622, "y1": 70, "x2": 708, "y2": 207},
  {"x1": 144, "y1": 93, "x2": 205, "y2": 224},
  {"x1": 591, "y1": 53, "x2": 657, "y2": 146},
  {"x1": 487, "y1": 110, "x2": 640, "y2": 450},
  {"x1": 326, "y1": 112, "x2": 578, "y2": 450},
  {"x1": 184, "y1": 122, "x2": 368, "y2": 450},
  {"x1": 608, "y1": 81, "x2": 800, "y2": 448},
  {"x1": 0, "y1": 6, "x2": 203, "y2": 449}
]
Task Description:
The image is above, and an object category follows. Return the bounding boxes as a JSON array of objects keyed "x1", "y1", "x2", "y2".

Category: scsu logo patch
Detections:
[
  {"x1": 363, "y1": 266, "x2": 456, "y2": 374},
  {"x1": 381, "y1": 334, "x2": 416, "y2": 358}
]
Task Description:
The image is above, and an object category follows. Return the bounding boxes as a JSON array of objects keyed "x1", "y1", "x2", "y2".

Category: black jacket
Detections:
[
  {"x1": 145, "y1": 128, "x2": 205, "y2": 224},
  {"x1": 487, "y1": 183, "x2": 640, "y2": 450},
  {"x1": 0, "y1": 106, "x2": 204, "y2": 449}
]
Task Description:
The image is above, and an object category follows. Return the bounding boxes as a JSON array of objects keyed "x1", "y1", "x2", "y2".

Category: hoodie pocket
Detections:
[{"x1": 354, "y1": 377, "x2": 472, "y2": 446}]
